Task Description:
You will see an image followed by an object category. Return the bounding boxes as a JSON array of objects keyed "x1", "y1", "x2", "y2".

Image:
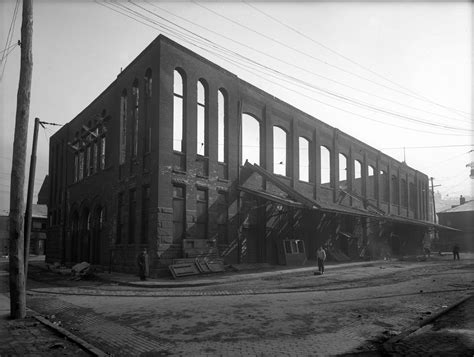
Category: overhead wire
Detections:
[
  {"x1": 126, "y1": 1, "x2": 472, "y2": 133},
  {"x1": 194, "y1": 1, "x2": 471, "y2": 120},
  {"x1": 242, "y1": 0, "x2": 471, "y2": 119},
  {"x1": 99, "y1": 1, "x2": 471, "y2": 137},
  {"x1": 0, "y1": 0, "x2": 20, "y2": 81},
  {"x1": 144, "y1": 1, "x2": 471, "y2": 126}
]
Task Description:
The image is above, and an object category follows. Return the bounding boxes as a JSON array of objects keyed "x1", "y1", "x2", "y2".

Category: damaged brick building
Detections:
[{"x1": 46, "y1": 35, "x2": 441, "y2": 274}]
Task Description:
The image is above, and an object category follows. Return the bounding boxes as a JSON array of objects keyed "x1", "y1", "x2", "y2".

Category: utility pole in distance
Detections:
[
  {"x1": 24, "y1": 117, "x2": 41, "y2": 279},
  {"x1": 430, "y1": 177, "x2": 441, "y2": 224},
  {"x1": 9, "y1": 0, "x2": 33, "y2": 319}
]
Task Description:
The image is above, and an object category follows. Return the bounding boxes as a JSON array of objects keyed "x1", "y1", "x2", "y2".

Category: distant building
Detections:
[
  {"x1": 0, "y1": 204, "x2": 47, "y2": 256},
  {"x1": 436, "y1": 198, "x2": 474, "y2": 252},
  {"x1": 46, "y1": 35, "x2": 445, "y2": 275}
]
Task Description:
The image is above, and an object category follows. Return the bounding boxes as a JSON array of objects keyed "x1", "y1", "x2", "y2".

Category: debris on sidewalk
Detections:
[{"x1": 71, "y1": 261, "x2": 93, "y2": 280}]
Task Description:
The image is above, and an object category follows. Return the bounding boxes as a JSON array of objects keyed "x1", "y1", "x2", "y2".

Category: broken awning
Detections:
[{"x1": 240, "y1": 162, "x2": 459, "y2": 232}]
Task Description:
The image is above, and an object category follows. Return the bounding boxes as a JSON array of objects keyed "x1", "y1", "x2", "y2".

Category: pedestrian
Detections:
[
  {"x1": 452, "y1": 245, "x2": 460, "y2": 261},
  {"x1": 316, "y1": 246, "x2": 327, "y2": 275},
  {"x1": 137, "y1": 248, "x2": 149, "y2": 281}
]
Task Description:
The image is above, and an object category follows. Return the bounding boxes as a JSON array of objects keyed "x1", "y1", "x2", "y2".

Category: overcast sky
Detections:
[{"x1": 0, "y1": 0, "x2": 472, "y2": 214}]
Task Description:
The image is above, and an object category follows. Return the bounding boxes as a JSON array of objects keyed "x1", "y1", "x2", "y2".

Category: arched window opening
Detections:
[
  {"x1": 173, "y1": 69, "x2": 185, "y2": 152},
  {"x1": 144, "y1": 68, "x2": 152, "y2": 153},
  {"x1": 400, "y1": 179, "x2": 408, "y2": 207},
  {"x1": 354, "y1": 160, "x2": 362, "y2": 179},
  {"x1": 409, "y1": 182, "x2": 416, "y2": 210},
  {"x1": 119, "y1": 89, "x2": 127, "y2": 164},
  {"x1": 132, "y1": 79, "x2": 139, "y2": 157},
  {"x1": 380, "y1": 170, "x2": 389, "y2": 202},
  {"x1": 217, "y1": 88, "x2": 227, "y2": 163},
  {"x1": 197, "y1": 79, "x2": 208, "y2": 156},
  {"x1": 299, "y1": 137, "x2": 310, "y2": 182},
  {"x1": 391, "y1": 175, "x2": 399, "y2": 205},
  {"x1": 241, "y1": 113, "x2": 260, "y2": 165},
  {"x1": 367, "y1": 165, "x2": 375, "y2": 198},
  {"x1": 353, "y1": 159, "x2": 362, "y2": 194},
  {"x1": 273, "y1": 126, "x2": 287, "y2": 176},
  {"x1": 339, "y1": 153, "x2": 347, "y2": 189},
  {"x1": 320, "y1": 146, "x2": 331, "y2": 186}
]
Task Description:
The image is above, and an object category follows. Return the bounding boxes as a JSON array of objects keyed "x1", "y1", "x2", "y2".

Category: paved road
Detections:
[{"x1": 21, "y1": 256, "x2": 474, "y2": 356}]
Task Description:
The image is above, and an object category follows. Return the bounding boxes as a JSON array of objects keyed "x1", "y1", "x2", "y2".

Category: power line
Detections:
[
  {"x1": 101, "y1": 1, "x2": 472, "y2": 137},
  {"x1": 381, "y1": 144, "x2": 474, "y2": 150},
  {"x1": 126, "y1": 1, "x2": 472, "y2": 133},
  {"x1": 193, "y1": 1, "x2": 471, "y2": 120},
  {"x1": 242, "y1": 1, "x2": 471, "y2": 119},
  {"x1": 143, "y1": 1, "x2": 471, "y2": 126},
  {"x1": 0, "y1": 0, "x2": 20, "y2": 81}
]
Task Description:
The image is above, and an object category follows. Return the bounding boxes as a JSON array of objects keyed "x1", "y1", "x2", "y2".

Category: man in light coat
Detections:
[{"x1": 317, "y1": 246, "x2": 327, "y2": 275}]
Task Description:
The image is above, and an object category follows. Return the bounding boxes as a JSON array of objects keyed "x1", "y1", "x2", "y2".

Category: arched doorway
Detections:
[
  {"x1": 91, "y1": 206, "x2": 104, "y2": 264},
  {"x1": 80, "y1": 208, "x2": 91, "y2": 262},
  {"x1": 70, "y1": 211, "x2": 79, "y2": 262}
]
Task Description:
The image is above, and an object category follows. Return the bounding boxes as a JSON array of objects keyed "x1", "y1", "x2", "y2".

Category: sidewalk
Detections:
[{"x1": 0, "y1": 293, "x2": 92, "y2": 356}]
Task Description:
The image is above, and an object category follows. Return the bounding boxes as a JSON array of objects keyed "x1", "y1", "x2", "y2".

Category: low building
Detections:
[
  {"x1": 46, "y1": 35, "x2": 446, "y2": 275},
  {"x1": 436, "y1": 198, "x2": 474, "y2": 253}
]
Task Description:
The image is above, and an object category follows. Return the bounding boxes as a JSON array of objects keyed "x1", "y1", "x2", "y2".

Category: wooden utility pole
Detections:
[
  {"x1": 9, "y1": 0, "x2": 33, "y2": 319},
  {"x1": 24, "y1": 117, "x2": 41, "y2": 279},
  {"x1": 430, "y1": 177, "x2": 441, "y2": 224}
]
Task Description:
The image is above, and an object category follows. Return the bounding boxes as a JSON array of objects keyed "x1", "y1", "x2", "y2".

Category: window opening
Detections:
[
  {"x1": 273, "y1": 126, "x2": 287, "y2": 176},
  {"x1": 299, "y1": 137, "x2": 310, "y2": 182},
  {"x1": 320, "y1": 146, "x2": 331, "y2": 186},
  {"x1": 241, "y1": 113, "x2": 260, "y2": 165},
  {"x1": 173, "y1": 70, "x2": 185, "y2": 152}
]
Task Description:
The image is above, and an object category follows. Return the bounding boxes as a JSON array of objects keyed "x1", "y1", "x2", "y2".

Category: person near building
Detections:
[
  {"x1": 452, "y1": 245, "x2": 460, "y2": 261},
  {"x1": 137, "y1": 248, "x2": 149, "y2": 281},
  {"x1": 316, "y1": 246, "x2": 327, "y2": 275}
]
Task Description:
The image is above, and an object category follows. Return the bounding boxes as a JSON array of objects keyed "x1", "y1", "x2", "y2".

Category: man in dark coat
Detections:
[
  {"x1": 452, "y1": 245, "x2": 460, "y2": 261},
  {"x1": 137, "y1": 248, "x2": 149, "y2": 281}
]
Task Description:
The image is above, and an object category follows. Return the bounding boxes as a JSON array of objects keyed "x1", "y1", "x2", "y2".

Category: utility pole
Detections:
[
  {"x1": 430, "y1": 177, "x2": 441, "y2": 224},
  {"x1": 24, "y1": 117, "x2": 41, "y2": 279},
  {"x1": 9, "y1": 0, "x2": 33, "y2": 319}
]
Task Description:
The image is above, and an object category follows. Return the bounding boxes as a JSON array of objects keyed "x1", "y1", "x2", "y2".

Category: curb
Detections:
[
  {"x1": 382, "y1": 293, "x2": 473, "y2": 353},
  {"x1": 28, "y1": 308, "x2": 109, "y2": 356}
]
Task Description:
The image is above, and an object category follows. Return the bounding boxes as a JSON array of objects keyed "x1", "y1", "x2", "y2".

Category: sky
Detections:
[{"x1": 0, "y1": 0, "x2": 472, "y2": 214}]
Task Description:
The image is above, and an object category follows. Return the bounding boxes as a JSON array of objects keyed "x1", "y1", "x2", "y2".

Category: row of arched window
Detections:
[
  {"x1": 73, "y1": 121, "x2": 107, "y2": 183},
  {"x1": 173, "y1": 69, "x2": 228, "y2": 162},
  {"x1": 119, "y1": 68, "x2": 153, "y2": 165},
  {"x1": 171, "y1": 68, "x2": 422, "y2": 210}
]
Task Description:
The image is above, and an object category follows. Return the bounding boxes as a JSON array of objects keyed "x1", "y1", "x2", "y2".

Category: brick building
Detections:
[{"x1": 46, "y1": 35, "x2": 439, "y2": 274}]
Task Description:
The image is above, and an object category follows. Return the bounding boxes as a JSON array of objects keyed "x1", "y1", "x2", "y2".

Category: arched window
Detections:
[
  {"x1": 217, "y1": 88, "x2": 227, "y2": 163},
  {"x1": 197, "y1": 79, "x2": 208, "y2": 156},
  {"x1": 409, "y1": 182, "x2": 416, "y2": 210},
  {"x1": 354, "y1": 160, "x2": 362, "y2": 179},
  {"x1": 173, "y1": 69, "x2": 185, "y2": 152},
  {"x1": 380, "y1": 170, "x2": 389, "y2": 202},
  {"x1": 132, "y1": 79, "x2": 139, "y2": 157},
  {"x1": 273, "y1": 126, "x2": 287, "y2": 176},
  {"x1": 144, "y1": 68, "x2": 152, "y2": 153},
  {"x1": 241, "y1": 113, "x2": 260, "y2": 165},
  {"x1": 400, "y1": 178, "x2": 408, "y2": 207},
  {"x1": 367, "y1": 165, "x2": 375, "y2": 198},
  {"x1": 320, "y1": 146, "x2": 331, "y2": 186},
  {"x1": 391, "y1": 175, "x2": 399, "y2": 205},
  {"x1": 354, "y1": 159, "x2": 362, "y2": 194},
  {"x1": 119, "y1": 89, "x2": 127, "y2": 164},
  {"x1": 299, "y1": 137, "x2": 310, "y2": 182},
  {"x1": 339, "y1": 153, "x2": 347, "y2": 188}
]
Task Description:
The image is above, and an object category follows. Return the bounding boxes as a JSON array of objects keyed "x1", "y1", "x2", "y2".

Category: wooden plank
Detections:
[{"x1": 169, "y1": 263, "x2": 200, "y2": 279}]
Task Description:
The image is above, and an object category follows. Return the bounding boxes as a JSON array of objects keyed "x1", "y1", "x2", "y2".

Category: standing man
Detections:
[
  {"x1": 452, "y1": 245, "x2": 460, "y2": 261},
  {"x1": 317, "y1": 246, "x2": 327, "y2": 275},
  {"x1": 137, "y1": 248, "x2": 149, "y2": 281}
]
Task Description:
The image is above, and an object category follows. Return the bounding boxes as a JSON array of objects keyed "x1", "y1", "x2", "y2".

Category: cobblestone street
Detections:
[{"x1": 1, "y1": 254, "x2": 470, "y2": 356}]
